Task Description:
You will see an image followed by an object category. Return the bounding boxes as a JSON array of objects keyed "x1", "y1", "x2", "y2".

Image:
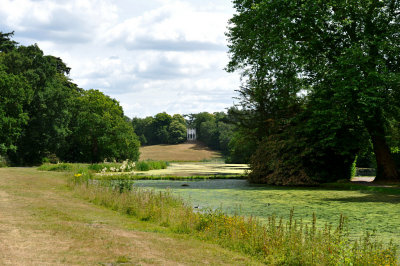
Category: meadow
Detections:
[{"x1": 139, "y1": 142, "x2": 222, "y2": 161}]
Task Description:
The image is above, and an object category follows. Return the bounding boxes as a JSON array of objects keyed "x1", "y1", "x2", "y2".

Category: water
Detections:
[{"x1": 133, "y1": 179, "x2": 400, "y2": 245}]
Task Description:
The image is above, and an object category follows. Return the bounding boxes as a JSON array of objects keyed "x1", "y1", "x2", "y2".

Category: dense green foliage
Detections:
[
  {"x1": 0, "y1": 32, "x2": 140, "y2": 164},
  {"x1": 133, "y1": 111, "x2": 253, "y2": 163},
  {"x1": 64, "y1": 89, "x2": 140, "y2": 163},
  {"x1": 134, "y1": 160, "x2": 168, "y2": 171},
  {"x1": 187, "y1": 111, "x2": 254, "y2": 163},
  {"x1": 227, "y1": 0, "x2": 400, "y2": 184},
  {"x1": 132, "y1": 113, "x2": 187, "y2": 145}
]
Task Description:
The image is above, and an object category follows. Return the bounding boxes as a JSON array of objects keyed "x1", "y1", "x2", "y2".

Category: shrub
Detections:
[
  {"x1": 37, "y1": 163, "x2": 74, "y2": 172},
  {"x1": 0, "y1": 155, "x2": 8, "y2": 168},
  {"x1": 134, "y1": 160, "x2": 168, "y2": 171},
  {"x1": 41, "y1": 154, "x2": 60, "y2": 164}
]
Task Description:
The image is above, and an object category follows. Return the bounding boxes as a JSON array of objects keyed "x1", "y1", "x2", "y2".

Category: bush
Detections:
[
  {"x1": 0, "y1": 155, "x2": 8, "y2": 168},
  {"x1": 41, "y1": 154, "x2": 60, "y2": 164},
  {"x1": 37, "y1": 163, "x2": 74, "y2": 172},
  {"x1": 135, "y1": 160, "x2": 168, "y2": 171}
]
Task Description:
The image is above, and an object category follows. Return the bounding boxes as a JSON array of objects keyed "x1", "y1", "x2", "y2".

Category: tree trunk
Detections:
[{"x1": 368, "y1": 130, "x2": 399, "y2": 182}]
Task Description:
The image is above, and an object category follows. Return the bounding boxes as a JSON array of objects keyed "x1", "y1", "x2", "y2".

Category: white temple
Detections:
[{"x1": 187, "y1": 128, "x2": 197, "y2": 141}]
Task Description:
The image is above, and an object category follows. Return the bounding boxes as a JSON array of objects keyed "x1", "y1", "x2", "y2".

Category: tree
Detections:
[
  {"x1": 66, "y1": 89, "x2": 140, "y2": 163},
  {"x1": 227, "y1": 0, "x2": 400, "y2": 182},
  {"x1": 169, "y1": 120, "x2": 187, "y2": 144},
  {"x1": 0, "y1": 33, "x2": 78, "y2": 164},
  {"x1": 169, "y1": 114, "x2": 187, "y2": 144}
]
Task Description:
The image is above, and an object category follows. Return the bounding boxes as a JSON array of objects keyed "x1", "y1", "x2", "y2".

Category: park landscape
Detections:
[{"x1": 2, "y1": 0, "x2": 400, "y2": 265}]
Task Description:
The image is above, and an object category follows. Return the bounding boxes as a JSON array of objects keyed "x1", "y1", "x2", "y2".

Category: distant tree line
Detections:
[
  {"x1": 186, "y1": 111, "x2": 255, "y2": 163},
  {"x1": 132, "y1": 111, "x2": 255, "y2": 163},
  {"x1": 0, "y1": 32, "x2": 140, "y2": 165},
  {"x1": 131, "y1": 112, "x2": 187, "y2": 145}
]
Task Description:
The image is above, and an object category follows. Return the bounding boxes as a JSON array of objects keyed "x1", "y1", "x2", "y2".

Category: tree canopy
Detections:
[
  {"x1": 227, "y1": 0, "x2": 400, "y2": 183},
  {"x1": 0, "y1": 32, "x2": 140, "y2": 165}
]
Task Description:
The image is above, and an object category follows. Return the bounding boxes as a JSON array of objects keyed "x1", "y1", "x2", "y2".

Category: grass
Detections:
[
  {"x1": 139, "y1": 141, "x2": 222, "y2": 161},
  {"x1": 70, "y1": 173, "x2": 398, "y2": 265},
  {"x1": 0, "y1": 167, "x2": 262, "y2": 265},
  {"x1": 38, "y1": 161, "x2": 249, "y2": 178},
  {"x1": 132, "y1": 179, "x2": 400, "y2": 247},
  {"x1": 37, "y1": 163, "x2": 89, "y2": 172},
  {"x1": 135, "y1": 160, "x2": 168, "y2": 171},
  {"x1": 96, "y1": 174, "x2": 246, "y2": 181},
  {"x1": 38, "y1": 160, "x2": 169, "y2": 174}
]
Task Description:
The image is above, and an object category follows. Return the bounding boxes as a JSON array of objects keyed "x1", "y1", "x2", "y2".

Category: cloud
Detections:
[
  {"x1": 0, "y1": 0, "x2": 118, "y2": 44},
  {"x1": 124, "y1": 36, "x2": 226, "y2": 52},
  {"x1": 104, "y1": 1, "x2": 230, "y2": 52},
  {"x1": 0, "y1": 0, "x2": 240, "y2": 117}
]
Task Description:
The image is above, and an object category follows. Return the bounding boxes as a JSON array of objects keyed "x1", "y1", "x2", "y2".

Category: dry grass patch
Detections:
[
  {"x1": 139, "y1": 141, "x2": 222, "y2": 161},
  {"x1": 0, "y1": 167, "x2": 262, "y2": 265}
]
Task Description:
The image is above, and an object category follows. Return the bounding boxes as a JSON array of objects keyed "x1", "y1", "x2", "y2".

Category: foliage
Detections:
[
  {"x1": 132, "y1": 113, "x2": 187, "y2": 145},
  {"x1": 226, "y1": 129, "x2": 257, "y2": 164},
  {"x1": 168, "y1": 120, "x2": 187, "y2": 144},
  {"x1": 134, "y1": 160, "x2": 168, "y2": 171},
  {"x1": 38, "y1": 163, "x2": 83, "y2": 172},
  {"x1": 226, "y1": 0, "x2": 400, "y2": 182},
  {"x1": 0, "y1": 155, "x2": 8, "y2": 168},
  {"x1": 0, "y1": 32, "x2": 140, "y2": 165},
  {"x1": 96, "y1": 174, "x2": 245, "y2": 181},
  {"x1": 71, "y1": 175, "x2": 398, "y2": 265},
  {"x1": 63, "y1": 89, "x2": 140, "y2": 163}
]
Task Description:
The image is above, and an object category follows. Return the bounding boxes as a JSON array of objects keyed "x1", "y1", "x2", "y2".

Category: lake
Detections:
[{"x1": 133, "y1": 179, "x2": 400, "y2": 245}]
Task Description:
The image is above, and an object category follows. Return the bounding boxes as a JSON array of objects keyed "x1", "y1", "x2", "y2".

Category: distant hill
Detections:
[{"x1": 139, "y1": 141, "x2": 222, "y2": 161}]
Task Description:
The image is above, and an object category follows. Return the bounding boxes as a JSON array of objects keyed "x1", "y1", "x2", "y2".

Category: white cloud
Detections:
[{"x1": 0, "y1": 0, "x2": 240, "y2": 117}]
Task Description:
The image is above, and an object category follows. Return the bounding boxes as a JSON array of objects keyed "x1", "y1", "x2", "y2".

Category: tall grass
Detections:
[
  {"x1": 38, "y1": 160, "x2": 169, "y2": 174},
  {"x1": 96, "y1": 174, "x2": 245, "y2": 181},
  {"x1": 134, "y1": 160, "x2": 168, "y2": 171},
  {"x1": 70, "y1": 174, "x2": 397, "y2": 265},
  {"x1": 38, "y1": 163, "x2": 76, "y2": 172}
]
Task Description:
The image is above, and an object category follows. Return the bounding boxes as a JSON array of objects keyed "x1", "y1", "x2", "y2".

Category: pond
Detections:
[{"x1": 133, "y1": 179, "x2": 400, "y2": 245}]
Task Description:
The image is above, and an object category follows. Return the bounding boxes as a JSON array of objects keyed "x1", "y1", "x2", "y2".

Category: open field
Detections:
[
  {"x1": 134, "y1": 179, "x2": 400, "y2": 246},
  {"x1": 139, "y1": 142, "x2": 222, "y2": 161},
  {"x1": 0, "y1": 167, "x2": 262, "y2": 265},
  {"x1": 134, "y1": 162, "x2": 248, "y2": 176}
]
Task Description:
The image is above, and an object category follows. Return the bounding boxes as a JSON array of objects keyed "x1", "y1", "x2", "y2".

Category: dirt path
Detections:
[{"x1": 0, "y1": 168, "x2": 260, "y2": 265}]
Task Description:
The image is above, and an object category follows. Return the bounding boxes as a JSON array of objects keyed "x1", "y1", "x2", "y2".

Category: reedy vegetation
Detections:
[
  {"x1": 70, "y1": 172, "x2": 397, "y2": 265},
  {"x1": 38, "y1": 160, "x2": 169, "y2": 173}
]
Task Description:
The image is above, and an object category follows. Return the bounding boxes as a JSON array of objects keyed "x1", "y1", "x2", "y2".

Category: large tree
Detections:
[
  {"x1": 66, "y1": 89, "x2": 140, "y2": 163},
  {"x1": 227, "y1": 0, "x2": 400, "y2": 182}
]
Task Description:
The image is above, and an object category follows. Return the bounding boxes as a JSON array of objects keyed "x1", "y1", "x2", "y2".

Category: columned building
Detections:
[{"x1": 187, "y1": 128, "x2": 197, "y2": 141}]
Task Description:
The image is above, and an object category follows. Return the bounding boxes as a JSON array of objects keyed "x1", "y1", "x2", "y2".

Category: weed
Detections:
[
  {"x1": 134, "y1": 160, "x2": 168, "y2": 171},
  {"x1": 70, "y1": 174, "x2": 398, "y2": 265}
]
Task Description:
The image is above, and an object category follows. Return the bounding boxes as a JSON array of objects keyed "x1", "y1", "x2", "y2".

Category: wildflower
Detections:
[{"x1": 74, "y1": 173, "x2": 82, "y2": 177}]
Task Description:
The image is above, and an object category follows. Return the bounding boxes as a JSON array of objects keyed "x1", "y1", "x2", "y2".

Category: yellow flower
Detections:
[{"x1": 74, "y1": 173, "x2": 82, "y2": 177}]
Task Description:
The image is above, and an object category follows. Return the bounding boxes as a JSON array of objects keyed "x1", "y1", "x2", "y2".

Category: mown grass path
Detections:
[{"x1": 0, "y1": 168, "x2": 261, "y2": 265}]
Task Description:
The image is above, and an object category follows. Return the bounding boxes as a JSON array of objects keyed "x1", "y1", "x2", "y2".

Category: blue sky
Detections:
[{"x1": 0, "y1": 0, "x2": 240, "y2": 118}]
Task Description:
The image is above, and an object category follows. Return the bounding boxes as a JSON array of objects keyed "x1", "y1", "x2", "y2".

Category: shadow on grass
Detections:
[
  {"x1": 323, "y1": 193, "x2": 400, "y2": 203},
  {"x1": 187, "y1": 141, "x2": 214, "y2": 151}
]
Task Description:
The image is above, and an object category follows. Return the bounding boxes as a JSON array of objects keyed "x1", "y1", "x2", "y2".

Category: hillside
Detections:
[{"x1": 139, "y1": 141, "x2": 222, "y2": 161}]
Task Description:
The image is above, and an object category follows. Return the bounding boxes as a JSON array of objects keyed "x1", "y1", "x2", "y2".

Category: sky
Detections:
[{"x1": 0, "y1": 0, "x2": 241, "y2": 118}]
